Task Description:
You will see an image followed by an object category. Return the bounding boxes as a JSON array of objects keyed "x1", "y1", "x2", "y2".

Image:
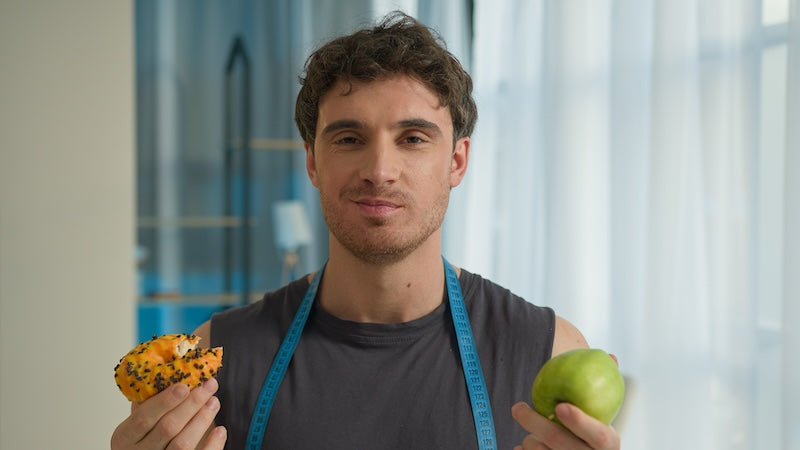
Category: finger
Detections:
[
  {"x1": 111, "y1": 383, "x2": 190, "y2": 448},
  {"x1": 554, "y1": 403, "x2": 619, "y2": 450},
  {"x1": 199, "y1": 426, "x2": 227, "y2": 450},
  {"x1": 139, "y1": 378, "x2": 220, "y2": 448},
  {"x1": 165, "y1": 394, "x2": 222, "y2": 450},
  {"x1": 511, "y1": 402, "x2": 587, "y2": 450},
  {"x1": 519, "y1": 433, "x2": 550, "y2": 450}
]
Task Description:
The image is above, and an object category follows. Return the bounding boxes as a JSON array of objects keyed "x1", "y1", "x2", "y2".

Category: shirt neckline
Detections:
[{"x1": 311, "y1": 297, "x2": 449, "y2": 346}]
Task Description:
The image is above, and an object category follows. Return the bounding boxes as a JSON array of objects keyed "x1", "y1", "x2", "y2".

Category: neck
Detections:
[{"x1": 317, "y1": 240, "x2": 446, "y2": 324}]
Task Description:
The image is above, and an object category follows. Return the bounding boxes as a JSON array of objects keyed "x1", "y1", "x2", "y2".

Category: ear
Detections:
[
  {"x1": 449, "y1": 136, "x2": 469, "y2": 188},
  {"x1": 305, "y1": 142, "x2": 320, "y2": 188}
]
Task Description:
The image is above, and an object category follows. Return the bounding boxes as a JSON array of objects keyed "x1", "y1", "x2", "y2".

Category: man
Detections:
[{"x1": 112, "y1": 11, "x2": 620, "y2": 450}]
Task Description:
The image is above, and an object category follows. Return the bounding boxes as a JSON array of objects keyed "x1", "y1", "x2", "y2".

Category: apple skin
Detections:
[{"x1": 531, "y1": 348, "x2": 625, "y2": 425}]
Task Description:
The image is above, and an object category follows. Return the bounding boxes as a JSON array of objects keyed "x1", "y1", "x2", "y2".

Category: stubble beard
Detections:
[{"x1": 320, "y1": 183, "x2": 451, "y2": 266}]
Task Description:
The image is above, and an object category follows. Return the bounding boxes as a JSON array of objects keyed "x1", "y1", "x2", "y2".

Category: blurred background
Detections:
[{"x1": 1, "y1": 0, "x2": 798, "y2": 448}]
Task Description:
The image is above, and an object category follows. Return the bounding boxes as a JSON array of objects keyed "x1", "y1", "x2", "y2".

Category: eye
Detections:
[
  {"x1": 333, "y1": 135, "x2": 361, "y2": 145},
  {"x1": 402, "y1": 134, "x2": 428, "y2": 145}
]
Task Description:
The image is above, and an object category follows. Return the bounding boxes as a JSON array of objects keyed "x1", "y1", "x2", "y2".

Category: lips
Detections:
[
  {"x1": 357, "y1": 197, "x2": 399, "y2": 208},
  {"x1": 354, "y1": 197, "x2": 401, "y2": 216}
]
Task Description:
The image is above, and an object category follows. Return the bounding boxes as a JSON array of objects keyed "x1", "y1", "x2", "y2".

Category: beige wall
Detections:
[{"x1": 0, "y1": 1, "x2": 135, "y2": 448}]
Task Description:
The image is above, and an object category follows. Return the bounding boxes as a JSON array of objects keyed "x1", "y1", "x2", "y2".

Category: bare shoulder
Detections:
[
  {"x1": 551, "y1": 315, "x2": 589, "y2": 357},
  {"x1": 192, "y1": 320, "x2": 211, "y2": 349}
]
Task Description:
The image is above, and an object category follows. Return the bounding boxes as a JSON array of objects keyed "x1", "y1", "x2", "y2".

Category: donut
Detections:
[{"x1": 114, "y1": 333, "x2": 223, "y2": 403}]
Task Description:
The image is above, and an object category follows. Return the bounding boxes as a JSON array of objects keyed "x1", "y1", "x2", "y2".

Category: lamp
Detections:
[{"x1": 272, "y1": 200, "x2": 313, "y2": 284}]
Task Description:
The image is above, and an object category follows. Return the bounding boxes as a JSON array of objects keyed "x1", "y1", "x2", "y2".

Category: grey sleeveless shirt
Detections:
[{"x1": 210, "y1": 269, "x2": 555, "y2": 449}]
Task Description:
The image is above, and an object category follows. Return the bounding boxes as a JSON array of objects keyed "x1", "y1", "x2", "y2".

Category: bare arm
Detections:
[
  {"x1": 551, "y1": 315, "x2": 589, "y2": 357},
  {"x1": 194, "y1": 320, "x2": 212, "y2": 348}
]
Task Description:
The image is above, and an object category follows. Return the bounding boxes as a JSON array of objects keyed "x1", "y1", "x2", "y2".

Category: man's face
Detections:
[{"x1": 306, "y1": 75, "x2": 469, "y2": 265}]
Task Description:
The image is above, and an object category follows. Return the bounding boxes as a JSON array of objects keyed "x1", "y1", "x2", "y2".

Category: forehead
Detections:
[{"x1": 317, "y1": 75, "x2": 449, "y2": 125}]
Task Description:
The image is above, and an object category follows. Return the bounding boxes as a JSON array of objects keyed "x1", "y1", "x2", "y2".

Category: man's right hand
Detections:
[{"x1": 110, "y1": 378, "x2": 226, "y2": 449}]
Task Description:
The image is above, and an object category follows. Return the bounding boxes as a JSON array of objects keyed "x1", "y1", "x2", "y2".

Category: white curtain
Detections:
[{"x1": 447, "y1": 0, "x2": 800, "y2": 448}]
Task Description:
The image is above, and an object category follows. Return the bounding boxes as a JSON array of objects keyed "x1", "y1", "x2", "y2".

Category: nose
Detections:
[{"x1": 359, "y1": 137, "x2": 400, "y2": 186}]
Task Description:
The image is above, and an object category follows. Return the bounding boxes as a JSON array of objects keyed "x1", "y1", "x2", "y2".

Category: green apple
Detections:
[{"x1": 531, "y1": 348, "x2": 625, "y2": 425}]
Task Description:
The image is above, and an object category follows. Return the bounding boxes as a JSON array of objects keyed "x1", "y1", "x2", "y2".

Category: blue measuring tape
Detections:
[
  {"x1": 246, "y1": 257, "x2": 497, "y2": 449},
  {"x1": 444, "y1": 258, "x2": 498, "y2": 450}
]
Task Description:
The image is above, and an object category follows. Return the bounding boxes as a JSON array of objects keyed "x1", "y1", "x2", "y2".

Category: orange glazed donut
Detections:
[{"x1": 114, "y1": 333, "x2": 223, "y2": 403}]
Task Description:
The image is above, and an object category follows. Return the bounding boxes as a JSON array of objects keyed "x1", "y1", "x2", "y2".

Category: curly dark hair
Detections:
[{"x1": 295, "y1": 11, "x2": 477, "y2": 149}]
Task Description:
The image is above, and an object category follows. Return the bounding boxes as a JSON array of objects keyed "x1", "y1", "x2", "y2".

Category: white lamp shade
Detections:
[{"x1": 272, "y1": 200, "x2": 313, "y2": 252}]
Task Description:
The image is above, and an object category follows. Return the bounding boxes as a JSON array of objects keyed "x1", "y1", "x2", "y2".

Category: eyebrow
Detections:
[
  {"x1": 397, "y1": 118, "x2": 443, "y2": 137},
  {"x1": 320, "y1": 119, "x2": 363, "y2": 137},
  {"x1": 320, "y1": 118, "x2": 443, "y2": 137}
]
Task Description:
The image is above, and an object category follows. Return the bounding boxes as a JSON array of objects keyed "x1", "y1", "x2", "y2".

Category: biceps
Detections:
[{"x1": 551, "y1": 315, "x2": 589, "y2": 357}]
